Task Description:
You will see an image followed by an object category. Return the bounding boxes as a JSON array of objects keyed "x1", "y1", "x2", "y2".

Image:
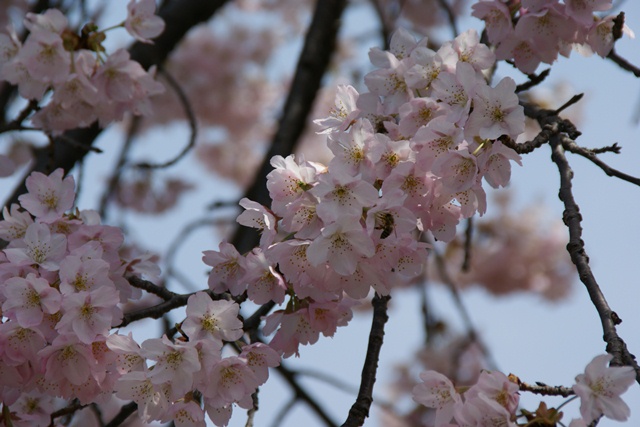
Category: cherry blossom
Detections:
[
  {"x1": 141, "y1": 335, "x2": 201, "y2": 399},
  {"x1": 125, "y1": 0, "x2": 166, "y2": 43},
  {"x1": 182, "y1": 292, "x2": 243, "y2": 342},
  {"x1": 1, "y1": 273, "x2": 61, "y2": 327},
  {"x1": 412, "y1": 370, "x2": 462, "y2": 426},
  {"x1": 4, "y1": 223, "x2": 67, "y2": 270},
  {"x1": 18, "y1": 168, "x2": 75, "y2": 223},
  {"x1": 572, "y1": 353, "x2": 636, "y2": 423}
]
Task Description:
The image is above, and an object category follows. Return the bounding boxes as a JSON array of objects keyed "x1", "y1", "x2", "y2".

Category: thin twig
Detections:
[
  {"x1": 515, "y1": 69, "x2": 551, "y2": 93},
  {"x1": 561, "y1": 137, "x2": 640, "y2": 187},
  {"x1": 549, "y1": 136, "x2": 640, "y2": 380},
  {"x1": 135, "y1": 68, "x2": 197, "y2": 169},
  {"x1": 515, "y1": 378, "x2": 574, "y2": 398},
  {"x1": 275, "y1": 363, "x2": 339, "y2": 427},
  {"x1": 341, "y1": 293, "x2": 391, "y2": 427},
  {"x1": 245, "y1": 391, "x2": 258, "y2": 427},
  {"x1": 607, "y1": 49, "x2": 640, "y2": 77}
]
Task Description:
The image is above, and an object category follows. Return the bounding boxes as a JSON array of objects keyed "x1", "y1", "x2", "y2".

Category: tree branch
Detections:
[
  {"x1": 549, "y1": 136, "x2": 640, "y2": 380},
  {"x1": 341, "y1": 293, "x2": 391, "y2": 427}
]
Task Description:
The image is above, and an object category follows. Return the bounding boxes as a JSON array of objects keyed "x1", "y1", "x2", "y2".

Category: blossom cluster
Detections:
[
  {"x1": 0, "y1": 169, "x2": 279, "y2": 427},
  {"x1": 412, "y1": 353, "x2": 635, "y2": 426},
  {"x1": 0, "y1": 0, "x2": 165, "y2": 136},
  {"x1": 204, "y1": 28, "x2": 525, "y2": 357},
  {"x1": 472, "y1": 0, "x2": 634, "y2": 73}
]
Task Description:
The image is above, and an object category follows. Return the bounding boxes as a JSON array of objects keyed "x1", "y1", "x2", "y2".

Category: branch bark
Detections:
[
  {"x1": 341, "y1": 294, "x2": 391, "y2": 427},
  {"x1": 549, "y1": 136, "x2": 640, "y2": 381}
]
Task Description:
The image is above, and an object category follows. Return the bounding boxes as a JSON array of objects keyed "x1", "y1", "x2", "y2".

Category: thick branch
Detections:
[
  {"x1": 549, "y1": 137, "x2": 640, "y2": 381},
  {"x1": 232, "y1": 0, "x2": 347, "y2": 254},
  {"x1": 341, "y1": 294, "x2": 391, "y2": 427}
]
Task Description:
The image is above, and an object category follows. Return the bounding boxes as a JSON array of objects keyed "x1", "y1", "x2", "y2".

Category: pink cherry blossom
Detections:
[
  {"x1": 2, "y1": 273, "x2": 61, "y2": 327},
  {"x1": 58, "y1": 255, "x2": 114, "y2": 294},
  {"x1": 19, "y1": 30, "x2": 70, "y2": 83},
  {"x1": 572, "y1": 353, "x2": 636, "y2": 423},
  {"x1": 106, "y1": 332, "x2": 146, "y2": 374},
  {"x1": 56, "y1": 286, "x2": 122, "y2": 343},
  {"x1": 161, "y1": 400, "x2": 205, "y2": 427},
  {"x1": 465, "y1": 77, "x2": 525, "y2": 140},
  {"x1": 23, "y1": 9, "x2": 68, "y2": 35},
  {"x1": 236, "y1": 198, "x2": 278, "y2": 247},
  {"x1": 311, "y1": 168, "x2": 378, "y2": 222},
  {"x1": 239, "y1": 342, "x2": 281, "y2": 384},
  {"x1": 471, "y1": 1, "x2": 514, "y2": 44},
  {"x1": 440, "y1": 29, "x2": 495, "y2": 72},
  {"x1": 0, "y1": 204, "x2": 34, "y2": 241},
  {"x1": 4, "y1": 223, "x2": 67, "y2": 270},
  {"x1": 306, "y1": 220, "x2": 375, "y2": 276},
  {"x1": 263, "y1": 309, "x2": 318, "y2": 357},
  {"x1": 565, "y1": 0, "x2": 613, "y2": 26},
  {"x1": 125, "y1": 0, "x2": 166, "y2": 43},
  {"x1": 465, "y1": 370, "x2": 520, "y2": 414},
  {"x1": 202, "y1": 242, "x2": 247, "y2": 295},
  {"x1": 412, "y1": 370, "x2": 462, "y2": 426},
  {"x1": 266, "y1": 154, "x2": 318, "y2": 215},
  {"x1": 314, "y1": 84, "x2": 360, "y2": 133},
  {"x1": 0, "y1": 321, "x2": 47, "y2": 366},
  {"x1": 243, "y1": 248, "x2": 287, "y2": 304},
  {"x1": 39, "y1": 333, "x2": 97, "y2": 387},
  {"x1": 203, "y1": 356, "x2": 259, "y2": 407},
  {"x1": 182, "y1": 292, "x2": 243, "y2": 342},
  {"x1": 141, "y1": 335, "x2": 201, "y2": 399},
  {"x1": 326, "y1": 120, "x2": 376, "y2": 178},
  {"x1": 432, "y1": 148, "x2": 479, "y2": 194},
  {"x1": 114, "y1": 370, "x2": 169, "y2": 423},
  {"x1": 18, "y1": 168, "x2": 75, "y2": 223}
]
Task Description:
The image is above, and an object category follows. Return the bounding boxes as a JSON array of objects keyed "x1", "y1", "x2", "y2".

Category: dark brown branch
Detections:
[
  {"x1": 515, "y1": 69, "x2": 551, "y2": 93},
  {"x1": 275, "y1": 364, "x2": 339, "y2": 427},
  {"x1": 49, "y1": 401, "x2": 87, "y2": 425},
  {"x1": 231, "y1": 0, "x2": 347, "y2": 254},
  {"x1": 127, "y1": 275, "x2": 175, "y2": 300},
  {"x1": 104, "y1": 402, "x2": 138, "y2": 427},
  {"x1": 560, "y1": 137, "x2": 640, "y2": 187},
  {"x1": 117, "y1": 287, "x2": 220, "y2": 328},
  {"x1": 549, "y1": 136, "x2": 640, "y2": 381},
  {"x1": 501, "y1": 99, "x2": 583, "y2": 155},
  {"x1": 607, "y1": 49, "x2": 640, "y2": 77},
  {"x1": 341, "y1": 293, "x2": 390, "y2": 427},
  {"x1": 461, "y1": 217, "x2": 473, "y2": 272}
]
